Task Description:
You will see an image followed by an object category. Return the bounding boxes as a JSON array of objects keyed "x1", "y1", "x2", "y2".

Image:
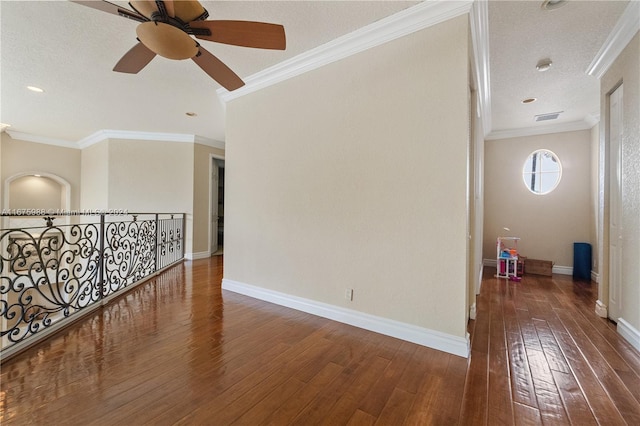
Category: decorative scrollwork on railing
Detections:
[
  {"x1": 103, "y1": 219, "x2": 156, "y2": 296},
  {"x1": 1, "y1": 213, "x2": 185, "y2": 354},
  {"x1": 158, "y1": 217, "x2": 184, "y2": 270},
  {"x1": 0, "y1": 224, "x2": 101, "y2": 346}
]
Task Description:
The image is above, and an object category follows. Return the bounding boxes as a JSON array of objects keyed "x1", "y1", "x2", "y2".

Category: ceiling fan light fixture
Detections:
[
  {"x1": 136, "y1": 21, "x2": 198, "y2": 60},
  {"x1": 542, "y1": 0, "x2": 568, "y2": 11}
]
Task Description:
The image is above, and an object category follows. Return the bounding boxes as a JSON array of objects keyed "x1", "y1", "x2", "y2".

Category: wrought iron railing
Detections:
[{"x1": 0, "y1": 213, "x2": 185, "y2": 359}]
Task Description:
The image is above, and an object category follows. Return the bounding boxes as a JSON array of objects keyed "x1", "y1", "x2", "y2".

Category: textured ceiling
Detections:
[
  {"x1": 488, "y1": 0, "x2": 629, "y2": 133},
  {"x1": 0, "y1": 1, "x2": 632, "y2": 143}
]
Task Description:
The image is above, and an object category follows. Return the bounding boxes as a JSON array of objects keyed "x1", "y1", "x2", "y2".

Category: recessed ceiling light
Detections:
[
  {"x1": 34, "y1": 174, "x2": 42, "y2": 177},
  {"x1": 536, "y1": 59, "x2": 553, "y2": 72},
  {"x1": 185, "y1": 112, "x2": 197, "y2": 117},
  {"x1": 522, "y1": 98, "x2": 537, "y2": 104},
  {"x1": 27, "y1": 86, "x2": 45, "y2": 93},
  {"x1": 542, "y1": 0, "x2": 568, "y2": 11}
]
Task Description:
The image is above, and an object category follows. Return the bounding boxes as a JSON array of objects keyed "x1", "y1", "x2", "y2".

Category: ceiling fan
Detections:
[{"x1": 70, "y1": 0, "x2": 286, "y2": 91}]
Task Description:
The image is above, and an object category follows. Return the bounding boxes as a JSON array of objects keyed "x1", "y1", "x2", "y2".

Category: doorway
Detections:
[{"x1": 211, "y1": 157, "x2": 225, "y2": 256}]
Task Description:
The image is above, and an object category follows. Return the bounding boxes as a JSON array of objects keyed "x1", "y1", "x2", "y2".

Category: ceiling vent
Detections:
[{"x1": 535, "y1": 111, "x2": 563, "y2": 122}]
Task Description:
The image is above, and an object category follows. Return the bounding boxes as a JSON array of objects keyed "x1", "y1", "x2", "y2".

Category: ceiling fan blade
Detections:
[
  {"x1": 192, "y1": 47, "x2": 245, "y2": 91},
  {"x1": 190, "y1": 20, "x2": 286, "y2": 50},
  {"x1": 69, "y1": 1, "x2": 147, "y2": 23},
  {"x1": 113, "y1": 42, "x2": 157, "y2": 74}
]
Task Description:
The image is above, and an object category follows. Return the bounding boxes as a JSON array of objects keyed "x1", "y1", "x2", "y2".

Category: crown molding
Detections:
[
  {"x1": 585, "y1": 113, "x2": 601, "y2": 127},
  {"x1": 194, "y1": 135, "x2": 225, "y2": 150},
  {"x1": 469, "y1": 0, "x2": 491, "y2": 135},
  {"x1": 217, "y1": 0, "x2": 474, "y2": 103},
  {"x1": 5, "y1": 129, "x2": 224, "y2": 150},
  {"x1": 5, "y1": 130, "x2": 78, "y2": 149},
  {"x1": 78, "y1": 129, "x2": 200, "y2": 149},
  {"x1": 586, "y1": 0, "x2": 639, "y2": 79},
  {"x1": 486, "y1": 119, "x2": 594, "y2": 140}
]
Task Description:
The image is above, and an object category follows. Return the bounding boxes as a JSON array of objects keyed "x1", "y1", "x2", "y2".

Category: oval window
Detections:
[{"x1": 522, "y1": 149, "x2": 562, "y2": 194}]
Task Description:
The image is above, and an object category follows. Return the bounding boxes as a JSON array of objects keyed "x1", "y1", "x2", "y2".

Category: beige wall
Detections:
[
  {"x1": 484, "y1": 130, "x2": 593, "y2": 268},
  {"x1": 9, "y1": 176, "x2": 62, "y2": 209},
  {"x1": 192, "y1": 143, "x2": 225, "y2": 256},
  {"x1": 599, "y1": 33, "x2": 640, "y2": 331},
  {"x1": 107, "y1": 140, "x2": 193, "y2": 212},
  {"x1": 1, "y1": 133, "x2": 81, "y2": 210},
  {"x1": 107, "y1": 139, "x2": 195, "y2": 253},
  {"x1": 80, "y1": 141, "x2": 109, "y2": 210},
  {"x1": 225, "y1": 16, "x2": 470, "y2": 339}
]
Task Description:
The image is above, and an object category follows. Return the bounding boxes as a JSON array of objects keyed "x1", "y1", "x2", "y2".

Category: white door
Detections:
[
  {"x1": 211, "y1": 159, "x2": 219, "y2": 253},
  {"x1": 609, "y1": 84, "x2": 623, "y2": 321}
]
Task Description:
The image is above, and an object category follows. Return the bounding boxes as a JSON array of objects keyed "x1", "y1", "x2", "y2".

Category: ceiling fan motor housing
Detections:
[{"x1": 136, "y1": 21, "x2": 199, "y2": 60}]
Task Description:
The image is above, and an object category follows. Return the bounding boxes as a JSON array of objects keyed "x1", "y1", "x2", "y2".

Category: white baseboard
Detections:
[
  {"x1": 552, "y1": 265, "x2": 572, "y2": 276},
  {"x1": 483, "y1": 258, "x2": 496, "y2": 267},
  {"x1": 469, "y1": 303, "x2": 477, "y2": 320},
  {"x1": 591, "y1": 271, "x2": 600, "y2": 283},
  {"x1": 617, "y1": 318, "x2": 640, "y2": 352},
  {"x1": 595, "y1": 300, "x2": 608, "y2": 318},
  {"x1": 185, "y1": 251, "x2": 210, "y2": 260},
  {"x1": 222, "y1": 279, "x2": 470, "y2": 358}
]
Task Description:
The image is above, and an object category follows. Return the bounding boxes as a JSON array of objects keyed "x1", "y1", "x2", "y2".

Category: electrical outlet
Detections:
[{"x1": 345, "y1": 288, "x2": 353, "y2": 301}]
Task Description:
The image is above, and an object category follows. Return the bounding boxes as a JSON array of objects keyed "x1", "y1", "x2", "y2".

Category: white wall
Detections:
[
  {"x1": 484, "y1": 130, "x2": 593, "y2": 269},
  {"x1": 224, "y1": 16, "x2": 470, "y2": 353}
]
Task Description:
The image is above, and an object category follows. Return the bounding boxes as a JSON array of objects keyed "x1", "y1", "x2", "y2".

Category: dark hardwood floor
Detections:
[{"x1": 1, "y1": 257, "x2": 639, "y2": 425}]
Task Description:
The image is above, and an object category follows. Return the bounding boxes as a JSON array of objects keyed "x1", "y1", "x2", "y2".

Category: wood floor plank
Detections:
[
  {"x1": 346, "y1": 409, "x2": 376, "y2": 426},
  {"x1": 358, "y1": 341, "x2": 416, "y2": 417},
  {"x1": 525, "y1": 347, "x2": 571, "y2": 424},
  {"x1": 373, "y1": 387, "x2": 414, "y2": 425},
  {"x1": 459, "y1": 350, "x2": 488, "y2": 425},
  {"x1": 414, "y1": 355, "x2": 468, "y2": 425},
  {"x1": 513, "y1": 401, "x2": 543, "y2": 426},
  {"x1": 550, "y1": 325, "x2": 628, "y2": 425},
  {"x1": 488, "y1": 278, "x2": 515, "y2": 425},
  {"x1": 318, "y1": 353, "x2": 396, "y2": 424},
  {"x1": 550, "y1": 369, "x2": 598, "y2": 426},
  {"x1": 552, "y1": 307, "x2": 640, "y2": 424},
  {"x1": 260, "y1": 361, "x2": 344, "y2": 425}
]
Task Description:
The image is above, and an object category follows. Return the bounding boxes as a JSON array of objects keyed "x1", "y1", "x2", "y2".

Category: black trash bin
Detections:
[{"x1": 573, "y1": 242, "x2": 592, "y2": 280}]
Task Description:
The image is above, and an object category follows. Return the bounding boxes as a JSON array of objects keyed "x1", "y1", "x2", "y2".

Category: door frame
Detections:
[
  {"x1": 607, "y1": 83, "x2": 623, "y2": 321},
  {"x1": 209, "y1": 153, "x2": 225, "y2": 256}
]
